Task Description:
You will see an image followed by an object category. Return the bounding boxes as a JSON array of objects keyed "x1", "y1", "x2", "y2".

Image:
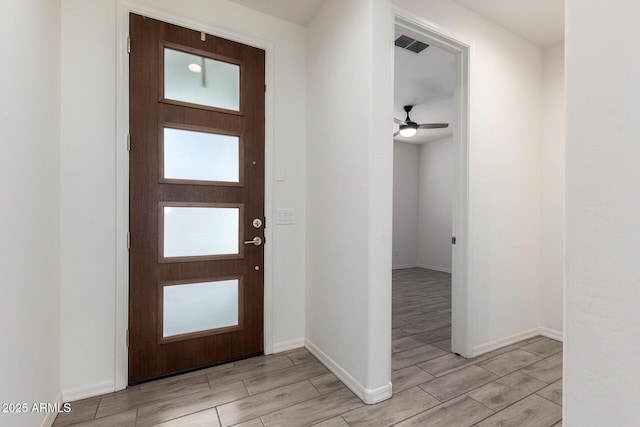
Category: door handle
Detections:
[{"x1": 244, "y1": 237, "x2": 262, "y2": 246}]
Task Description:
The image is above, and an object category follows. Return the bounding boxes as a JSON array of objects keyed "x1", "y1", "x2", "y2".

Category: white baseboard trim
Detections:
[
  {"x1": 417, "y1": 264, "x2": 452, "y2": 274},
  {"x1": 62, "y1": 380, "x2": 115, "y2": 402},
  {"x1": 473, "y1": 328, "x2": 540, "y2": 357},
  {"x1": 272, "y1": 338, "x2": 305, "y2": 353},
  {"x1": 539, "y1": 327, "x2": 564, "y2": 342},
  {"x1": 40, "y1": 391, "x2": 63, "y2": 427},
  {"x1": 392, "y1": 264, "x2": 418, "y2": 270},
  {"x1": 305, "y1": 339, "x2": 392, "y2": 404}
]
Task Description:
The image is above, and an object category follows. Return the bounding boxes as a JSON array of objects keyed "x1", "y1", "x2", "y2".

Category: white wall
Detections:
[
  {"x1": 393, "y1": 142, "x2": 419, "y2": 268},
  {"x1": 306, "y1": 0, "x2": 393, "y2": 403},
  {"x1": 394, "y1": 0, "x2": 543, "y2": 353},
  {"x1": 60, "y1": 0, "x2": 308, "y2": 399},
  {"x1": 417, "y1": 137, "x2": 453, "y2": 272},
  {"x1": 565, "y1": 0, "x2": 640, "y2": 423},
  {"x1": 60, "y1": 0, "x2": 117, "y2": 399},
  {"x1": 0, "y1": 0, "x2": 62, "y2": 426},
  {"x1": 540, "y1": 43, "x2": 564, "y2": 338}
]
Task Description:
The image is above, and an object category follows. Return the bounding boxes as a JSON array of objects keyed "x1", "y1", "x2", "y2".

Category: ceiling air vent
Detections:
[{"x1": 394, "y1": 34, "x2": 429, "y2": 54}]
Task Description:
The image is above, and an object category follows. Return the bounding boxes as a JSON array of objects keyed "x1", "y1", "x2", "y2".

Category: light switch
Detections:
[{"x1": 275, "y1": 209, "x2": 295, "y2": 225}]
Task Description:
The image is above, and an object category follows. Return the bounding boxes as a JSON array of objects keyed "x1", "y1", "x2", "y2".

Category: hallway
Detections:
[{"x1": 53, "y1": 268, "x2": 562, "y2": 426}]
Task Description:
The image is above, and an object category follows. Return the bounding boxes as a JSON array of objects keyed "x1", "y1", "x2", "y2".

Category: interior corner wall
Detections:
[
  {"x1": 60, "y1": 0, "x2": 308, "y2": 399},
  {"x1": 0, "y1": 0, "x2": 62, "y2": 426},
  {"x1": 565, "y1": 0, "x2": 640, "y2": 423},
  {"x1": 540, "y1": 43, "x2": 564, "y2": 337},
  {"x1": 417, "y1": 137, "x2": 453, "y2": 273},
  {"x1": 393, "y1": 0, "x2": 543, "y2": 352},
  {"x1": 306, "y1": 0, "x2": 393, "y2": 402},
  {"x1": 393, "y1": 142, "x2": 420, "y2": 269}
]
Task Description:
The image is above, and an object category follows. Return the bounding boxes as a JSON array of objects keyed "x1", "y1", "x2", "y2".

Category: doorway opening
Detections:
[{"x1": 391, "y1": 14, "x2": 471, "y2": 370}]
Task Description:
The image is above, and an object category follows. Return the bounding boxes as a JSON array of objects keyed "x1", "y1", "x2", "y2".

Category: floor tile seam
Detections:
[
  {"x1": 136, "y1": 404, "x2": 218, "y2": 427},
  {"x1": 533, "y1": 351, "x2": 563, "y2": 363},
  {"x1": 417, "y1": 369, "x2": 498, "y2": 404},
  {"x1": 392, "y1": 353, "x2": 445, "y2": 371},
  {"x1": 469, "y1": 386, "x2": 560, "y2": 422},
  {"x1": 116, "y1": 380, "x2": 243, "y2": 419},
  {"x1": 207, "y1": 360, "x2": 298, "y2": 388},
  {"x1": 386, "y1": 395, "x2": 487, "y2": 427},
  {"x1": 242, "y1": 359, "x2": 325, "y2": 390},
  {"x1": 92, "y1": 397, "x2": 100, "y2": 420},
  {"x1": 257, "y1": 388, "x2": 359, "y2": 426},
  {"x1": 457, "y1": 393, "x2": 499, "y2": 423},
  {"x1": 223, "y1": 379, "x2": 326, "y2": 423},
  {"x1": 527, "y1": 348, "x2": 562, "y2": 359},
  {"x1": 480, "y1": 356, "x2": 546, "y2": 378},
  {"x1": 482, "y1": 347, "x2": 541, "y2": 364},
  {"x1": 307, "y1": 377, "x2": 323, "y2": 396},
  {"x1": 240, "y1": 376, "x2": 252, "y2": 397},
  {"x1": 511, "y1": 370, "x2": 556, "y2": 387},
  {"x1": 422, "y1": 359, "x2": 486, "y2": 378},
  {"x1": 340, "y1": 395, "x2": 442, "y2": 427},
  {"x1": 465, "y1": 375, "x2": 551, "y2": 410},
  {"x1": 462, "y1": 395, "x2": 498, "y2": 426},
  {"x1": 215, "y1": 406, "x2": 224, "y2": 426},
  {"x1": 534, "y1": 390, "x2": 563, "y2": 407}
]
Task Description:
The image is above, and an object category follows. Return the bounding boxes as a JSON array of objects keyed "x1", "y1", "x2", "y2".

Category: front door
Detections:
[{"x1": 128, "y1": 13, "x2": 265, "y2": 384}]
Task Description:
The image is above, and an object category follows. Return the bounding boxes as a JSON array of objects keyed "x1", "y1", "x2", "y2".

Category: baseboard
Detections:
[
  {"x1": 392, "y1": 264, "x2": 418, "y2": 270},
  {"x1": 417, "y1": 264, "x2": 452, "y2": 274},
  {"x1": 62, "y1": 380, "x2": 115, "y2": 402},
  {"x1": 40, "y1": 391, "x2": 63, "y2": 427},
  {"x1": 472, "y1": 328, "x2": 540, "y2": 357},
  {"x1": 272, "y1": 338, "x2": 305, "y2": 353},
  {"x1": 539, "y1": 327, "x2": 564, "y2": 342},
  {"x1": 305, "y1": 339, "x2": 392, "y2": 404}
]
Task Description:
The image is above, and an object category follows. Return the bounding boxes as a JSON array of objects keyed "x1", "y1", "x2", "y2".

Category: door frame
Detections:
[
  {"x1": 115, "y1": 0, "x2": 275, "y2": 391},
  {"x1": 393, "y1": 8, "x2": 472, "y2": 357}
]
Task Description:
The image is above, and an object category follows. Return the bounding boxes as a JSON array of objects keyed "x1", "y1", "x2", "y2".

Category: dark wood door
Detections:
[{"x1": 128, "y1": 13, "x2": 265, "y2": 384}]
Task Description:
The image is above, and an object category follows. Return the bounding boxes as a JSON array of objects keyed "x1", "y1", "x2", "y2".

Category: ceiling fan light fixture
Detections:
[
  {"x1": 188, "y1": 63, "x2": 202, "y2": 73},
  {"x1": 399, "y1": 124, "x2": 417, "y2": 137}
]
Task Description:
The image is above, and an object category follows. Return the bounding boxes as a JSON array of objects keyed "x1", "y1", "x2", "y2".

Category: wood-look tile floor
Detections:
[{"x1": 54, "y1": 268, "x2": 562, "y2": 427}]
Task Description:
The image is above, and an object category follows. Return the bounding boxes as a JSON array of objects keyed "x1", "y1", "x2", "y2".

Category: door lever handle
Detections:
[{"x1": 244, "y1": 237, "x2": 262, "y2": 246}]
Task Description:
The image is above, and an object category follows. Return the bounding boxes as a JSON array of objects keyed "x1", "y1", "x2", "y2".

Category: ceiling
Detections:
[
  {"x1": 394, "y1": 41, "x2": 455, "y2": 144},
  {"x1": 454, "y1": 0, "x2": 565, "y2": 47},
  {"x1": 229, "y1": 0, "x2": 326, "y2": 27},
  {"x1": 227, "y1": 0, "x2": 564, "y2": 144},
  {"x1": 228, "y1": 1, "x2": 564, "y2": 48}
]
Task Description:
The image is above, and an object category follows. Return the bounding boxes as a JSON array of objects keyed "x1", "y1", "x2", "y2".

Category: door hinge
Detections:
[
  {"x1": 127, "y1": 133, "x2": 131, "y2": 152},
  {"x1": 264, "y1": 84, "x2": 267, "y2": 93},
  {"x1": 452, "y1": 237, "x2": 457, "y2": 245},
  {"x1": 127, "y1": 35, "x2": 131, "y2": 54},
  {"x1": 126, "y1": 329, "x2": 129, "y2": 348},
  {"x1": 127, "y1": 232, "x2": 131, "y2": 249}
]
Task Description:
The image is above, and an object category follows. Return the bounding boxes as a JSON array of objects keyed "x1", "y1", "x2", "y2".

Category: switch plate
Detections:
[{"x1": 275, "y1": 209, "x2": 295, "y2": 225}]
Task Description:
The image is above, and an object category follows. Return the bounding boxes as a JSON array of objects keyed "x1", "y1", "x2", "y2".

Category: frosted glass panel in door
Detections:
[
  {"x1": 163, "y1": 206, "x2": 239, "y2": 258},
  {"x1": 164, "y1": 48, "x2": 240, "y2": 111},
  {"x1": 163, "y1": 279, "x2": 239, "y2": 337},
  {"x1": 163, "y1": 128, "x2": 240, "y2": 183}
]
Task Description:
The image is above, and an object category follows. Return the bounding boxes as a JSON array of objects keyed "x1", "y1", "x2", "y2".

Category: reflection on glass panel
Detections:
[
  {"x1": 164, "y1": 206, "x2": 239, "y2": 258},
  {"x1": 163, "y1": 279, "x2": 239, "y2": 337},
  {"x1": 164, "y1": 48, "x2": 240, "y2": 111},
  {"x1": 164, "y1": 128, "x2": 240, "y2": 183}
]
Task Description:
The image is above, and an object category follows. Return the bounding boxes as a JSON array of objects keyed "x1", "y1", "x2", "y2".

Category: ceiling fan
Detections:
[{"x1": 394, "y1": 105, "x2": 448, "y2": 138}]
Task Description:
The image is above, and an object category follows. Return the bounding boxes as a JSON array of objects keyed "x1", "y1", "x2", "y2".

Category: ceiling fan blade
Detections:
[
  {"x1": 394, "y1": 117, "x2": 406, "y2": 125},
  {"x1": 393, "y1": 131, "x2": 401, "y2": 137},
  {"x1": 418, "y1": 123, "x2": 449, "y2": 129}
]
